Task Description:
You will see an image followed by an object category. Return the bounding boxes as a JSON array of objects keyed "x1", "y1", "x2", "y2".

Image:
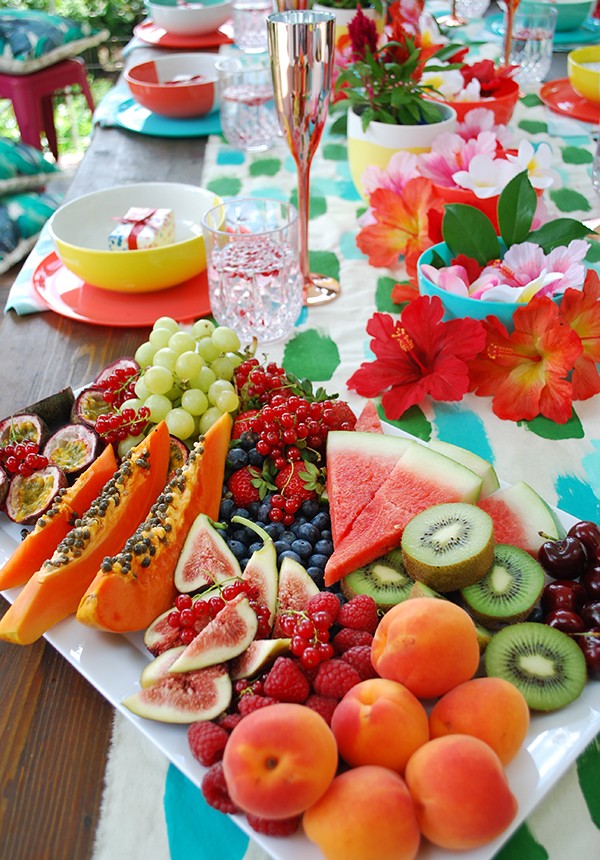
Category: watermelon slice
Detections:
[
  {"x1": 478, "y1": 481, "x2": 565, "y2": 557},
  {"x1": 355, "y1": 400, "x2": 384, "y2": 433},
  {"x1": 326, "y1": 431, "x2": 412, "y2": 545},
  {"x1": 429, "y1": 439, "x2": 500, "y2": 498},
  {"x1": 324, "y1": 440, "x2": 483, "y2": 587}
]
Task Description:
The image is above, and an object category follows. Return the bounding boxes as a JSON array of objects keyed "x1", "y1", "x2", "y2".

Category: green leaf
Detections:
[
  {"x1": 497, "y1": 171, "x2": 537, "y2": 246},
  {"x1": 527, "y1": 218, "x2": 592, "y2": 252},
  {"x1": 442, "y1": 204, "x2": 501, "y2": 265},
  {"x1": 430, "y1": 248, "x2": 447, "y2": 269},
  {"x1": 329, "y1": 113, "x2": 347, "y2": 136}
]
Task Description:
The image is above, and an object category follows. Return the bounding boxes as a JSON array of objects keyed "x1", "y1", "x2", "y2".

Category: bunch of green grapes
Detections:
[{"x1": 124, "y1": 317, "x2": 244, "y2": 442}]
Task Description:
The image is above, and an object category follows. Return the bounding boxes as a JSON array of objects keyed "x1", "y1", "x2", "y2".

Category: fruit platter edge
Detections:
[{"x1": 1, "y1": 412, "x2": 600, "y2": 860}]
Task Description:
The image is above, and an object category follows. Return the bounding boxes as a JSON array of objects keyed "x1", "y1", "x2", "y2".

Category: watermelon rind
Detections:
[
  {"x1": 428, "y1": 439, "x2": 500, "y2": 498},
  {"x1": 478, "y1": 481, "x2": 565, "y2": 556}
]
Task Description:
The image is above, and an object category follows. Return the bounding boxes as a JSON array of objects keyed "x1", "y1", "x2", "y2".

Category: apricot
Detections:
[
  {"x1": 371, "y1": 597, "x2": 480, "y2": 698},
  {"x1": 429, "y1": 676, "x2": 530, "y2": 764},
  {"x1": 405, "y1": 734, "x2": 518, "y2": 850},
  {"x1": 330, "y1": 678, "x2": 429, "y2": 773},
  {"x1": 222, "y1": 703, "x2": 337, "y2": 819},
  {"x1": 303, "y1": 765, "x2": 420, "y2": 860}
]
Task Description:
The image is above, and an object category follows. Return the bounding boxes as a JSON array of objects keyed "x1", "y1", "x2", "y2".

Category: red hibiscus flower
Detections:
[
  {"x1": 559, "y1": 269, "x2": 600, "y2": 401},
  {"x1": 347, "y1": 297, "x2": 487, "y2": 419}
]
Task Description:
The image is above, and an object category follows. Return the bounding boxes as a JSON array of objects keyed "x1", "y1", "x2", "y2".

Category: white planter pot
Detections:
[
  {"x1": 346, "y1": 103, "x2": 458, "y2": 200},
  {"x1": 312, "y1": 3, "x2": 385, "y2": 41}
]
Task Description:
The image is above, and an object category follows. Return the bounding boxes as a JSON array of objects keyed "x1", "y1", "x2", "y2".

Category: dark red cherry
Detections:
[
  {"x1": 581, "y1": 602, "x2": 600, "y2": 629},
  {"x1": 541, "y1": 580, "x2": 587, "y2": 615},
  {"x1": 545, "y1": 609, "x2": 586, "y2": 634},
  {"x1": 576, "y1": 627, "x2": 600, "y2": 680},
  {"x1": 581, "y1": 564, "x2": 600, "y2": 602},
  {"x1": 538, "y1": 534, "x2": 588, "y2": 580},
  {"x1": 567, "y1": 520, "x2": 600, "y2": 560}
]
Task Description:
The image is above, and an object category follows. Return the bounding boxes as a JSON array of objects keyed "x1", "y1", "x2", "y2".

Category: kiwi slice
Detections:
[
  {"x1": 401, "y1": 502, "x2": 495, "y2": 592},
  {"x1": 485, "y1": 622, "x2": 587, "y2": 711},
  {"x1": 341, "y1": 550, "x2": 414, "y2": 609},
  {"x1": 461, "y1": 544, "x2": 545, "y2": 628}
]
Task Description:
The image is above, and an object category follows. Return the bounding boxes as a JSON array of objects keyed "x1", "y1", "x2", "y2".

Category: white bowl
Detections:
[
  {"x1": 148, "y1": 0, "x2": 232, "y2": 36},
  {"x1": 48, "y1": 182, "x2": 222, "y2": 293}
]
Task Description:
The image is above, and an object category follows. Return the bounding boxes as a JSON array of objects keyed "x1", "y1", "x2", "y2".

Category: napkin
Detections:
[{"x1": 3, "y1": 225, "x2": 54, "y2": 315}]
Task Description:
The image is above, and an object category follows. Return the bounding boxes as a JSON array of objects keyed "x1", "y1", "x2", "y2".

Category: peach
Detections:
[
  {"x1": 429, "y1": 676, "x2": 530, "y2": 764},
  {"x1": 330, "y1": 678, "x2": 429, "y2": 773},
  {"x1": 371, "y1": 597, "x2": 480, "y2": 698},
  {"x1": 222, "y1": 702, "x2": 337, "y2": 819},
  {"x1": 405, "y1": 734, "x2": 518, "y2": 850},
  {"x1": 303, "y1": 765, "x2": 420, "y2": 860}
]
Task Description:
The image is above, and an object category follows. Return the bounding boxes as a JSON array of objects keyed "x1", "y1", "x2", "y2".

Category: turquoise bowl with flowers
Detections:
[{"x1": 417, "y1": 241, "x2": 563, "y2": 332}]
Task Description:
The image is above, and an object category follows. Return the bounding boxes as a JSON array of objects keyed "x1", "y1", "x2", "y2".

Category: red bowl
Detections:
[
  {"x1": 443, "y1": 79, "x2": 521, "y2": 126},
  {"x1": 125, "y1": 53, "x2": 218, "y2": 119},
  {"x1": 433, "y1": 176, "x2": 542, "y2": 233}
]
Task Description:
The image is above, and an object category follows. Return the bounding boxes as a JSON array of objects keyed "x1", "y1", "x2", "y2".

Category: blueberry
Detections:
[
  {"x1": 306, "y1": 568, "x2": 325, "y2": 588},
  {"x1": 320, "y1": 529, "x2": 332, "y2": 541},
  {"x1": 257, "y1": 503, "x2": 271, "y2": 522},
  {"x1": 300, "y1": 499, "x2": 320, "y2": 518},
  {"x1": 279, "y1": 550, "x2": 302, "y2": 564},
  {"x1": 296, "y1": 522, "x2": 320, "y2": 544},
  {"x1": 228, "y1": 448, "x2": 248, "y2": 470},
  {"x1": 291, "y1": 539, "x2": 312, "y2": 559},
  {"x1": 248, "y1": 449, "x2": 265, "y2": 467},
  {"x1": 274, "y1": 540, "x2": 292, "y2": 556},
  {"x1": 264, "y1": 522, "x2": 284, "y2": 540},
  {"x1": 248, "y1": 541, "x2": 263, "y2": 555},
  {"x1": 228, "y1": 540, "x2": 247, "y2": 560},
  {"x1": 219, "y1": 498, "x2": 236, "y2": 520},
  {"x1": 239, "y1": 430, "x2": 259, "y2": 450},
  {"x1": 232, "y1": 508, "x2": 249, "y2": 521},
  {"x1": 247, "y1": 501, "x2": 260, "y2": 518},
  {"x1": 311, "y1": 512, "x2": 331, "y2": 531},
  {"x1": 240, "y1": 557, "x2": 250, "y2": 570},
  {"x1": 308, "y1": 553, "x2": 329, "y2": 570},
  {"x1": 314, "y1": 539, "x2": 333, "y2": 556},
  {"x1": 233, "y1": 528, "x2": 254, "y2": 546},
  {"x1": 280, "y1": 530, "x2": 296, "y2": 544}
]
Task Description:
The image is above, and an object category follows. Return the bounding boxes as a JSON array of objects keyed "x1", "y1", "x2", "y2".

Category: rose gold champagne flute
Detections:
[
  {"x1": 437, "y1": 0, "x2": 466, "y2": 28},
  {"x1": 267, "y1": 9, "x2": 340, "y2": 306}
]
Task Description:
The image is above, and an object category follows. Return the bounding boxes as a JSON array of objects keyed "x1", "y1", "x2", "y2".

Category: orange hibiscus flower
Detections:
[{"x1": 559, "y1": 269, "x2": 600, "y2": 401}]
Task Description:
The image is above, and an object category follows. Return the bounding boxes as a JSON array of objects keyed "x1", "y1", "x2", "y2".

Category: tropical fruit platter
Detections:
[{"x1": 1, "y1": 316, "x2": 599, "y2": 860}]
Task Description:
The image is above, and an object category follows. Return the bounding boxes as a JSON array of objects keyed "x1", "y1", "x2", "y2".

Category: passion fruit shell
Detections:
[
  {"x1": 94, "y1": 357, "x2": 139, "y2": 386},
  {"x1": 0, "y1": 413, "x2": 49, "y2": 449},
  {"x1": 71, "y1": 387, "x2": 112, "y2": 429},
  {"x1": 5, "y1": 465, "x2": 68, "y2": 525},
  {"x1": 43, "y1": 423, "x2": 101, "y2": 478},
  {"x1": 0, "y1": 464, "x2": 8, "y2": 508}
]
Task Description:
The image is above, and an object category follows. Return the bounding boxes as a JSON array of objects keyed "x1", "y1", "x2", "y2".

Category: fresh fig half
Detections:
[
  {"x1": 234, "y1": 516, "x2": 278, "y2": 631},
  {"x1": 5, "y1": 465, "x2": 68, "y2": 525},
  {"x1": 144, "y1": 589, "x2": 219, "y2": 657},
  {"x1": 94, "y1": 357, "x2": 139, "y2": 386},
  {"x1": 170, "y1": 593, "x2": 258, "y2": 673},
  {"x1": 0, "y1": 413, "x2": 49, "y2": 448},
  {"x1": 71, "y1": 387, "x2": 112, "y2": 428},
  {"x1": 174, "y1": 513, "x2": 242, "y2": 593},
  {"x1": 122, "y1": 663, "x2": 232, "y2": 724},
  {"x1": 140, "y1": 646, "x2": 186, "y2": 688},
  {"x1": 272, "y1": 556, "x2": 320, "y2": 638},
  {"x1": 43, "y1": 423, "x2": 101, "y2": 477},
  {"x1": 229, "y1": 638, "x2": 292, "y2": 681},
  {"x1": 0, "y1": 464, "x2": 8, "y2": 508}
]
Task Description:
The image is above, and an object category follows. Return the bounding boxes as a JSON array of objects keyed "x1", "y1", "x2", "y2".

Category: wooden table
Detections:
[{"x1": 0, "y1": 43, "x2": 212, "y2": 860}]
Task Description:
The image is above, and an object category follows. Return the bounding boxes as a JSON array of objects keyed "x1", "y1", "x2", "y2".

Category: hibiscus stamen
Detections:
[
  {"x1": 392, "y1": 326, "x2": 415, "y2": 352},
  {"x1": 487, "y1": 342, "x2": 513, "y2": 360}
]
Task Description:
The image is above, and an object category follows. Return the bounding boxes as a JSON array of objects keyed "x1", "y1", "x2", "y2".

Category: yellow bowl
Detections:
[
  {"x1": 568, "y1": 46, "x2": 600, "y2": 104},
  {"x1": 48, "y1": 182, "x2": 222, "y2": 293}
]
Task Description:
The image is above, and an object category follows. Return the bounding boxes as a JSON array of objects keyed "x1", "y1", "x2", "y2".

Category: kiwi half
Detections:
[
  {"x1": 461, "y1": 544, "x2": 545, "y2": 628},
  {"x1": 341, "y1": 550, "x2": 414, "y2": 609},
  {"x1": 401, "y1": 502, "x2": 494, "y2": 592},
  {"x1": 484, "y1": 622, "x2": 587, "y2": 711}
]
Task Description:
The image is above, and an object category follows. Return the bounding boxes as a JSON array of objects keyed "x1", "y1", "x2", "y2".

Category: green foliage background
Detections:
[{"x1": 3, "y1": 0, "x2": 146, "y2": 41}]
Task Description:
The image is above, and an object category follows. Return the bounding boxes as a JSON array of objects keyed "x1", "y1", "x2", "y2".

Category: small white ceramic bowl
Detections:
[
  {"x1": 125, "y1": 53, "x2": 218, "y2": 118},
  {"x1": 48, "y1": 182, "x2": 222, "y2": 293},
  {"x1": 148, "y1": 0, "x2": 232, "y2": 36}
]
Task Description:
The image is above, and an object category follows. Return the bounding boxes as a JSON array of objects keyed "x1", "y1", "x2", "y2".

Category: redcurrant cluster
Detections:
[
  {"x1": 97, "y1": 366, "x2": 139, "y2": 407},
  {"x1": 234, "y1": 359, "x2": 288, "y2": 407},
  {"x1": 95, "y1": 406, "x2": 151, "y2": 445},
  {"x1": 278, "y1": 607, "x2": 335, "y2": 669},
  {"x1": 249, "y1": 396, "x2": 345, "y2": 464},
  {"x1": 0, "y1": 440, "x2": 48, "y2": 477},
  {"x1": 167, "y1": 579, "x2": 272, "y2": 645}
]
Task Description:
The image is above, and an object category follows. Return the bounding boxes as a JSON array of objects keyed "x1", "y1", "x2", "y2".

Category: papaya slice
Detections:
[
  {"x1": 76, "y1": 412, "x2": 232, "y2": 634},
  {"x1": 0, "y1": 443, "x2": 118, "y2": 591},
  {"x1": 0, "y1": 422, "x2": 170, "y2": 645}
]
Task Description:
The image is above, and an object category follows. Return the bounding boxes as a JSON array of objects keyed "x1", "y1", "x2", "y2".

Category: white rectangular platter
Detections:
[{"x1": 1, "y1": 460, "x2": 600, "y2": 860}]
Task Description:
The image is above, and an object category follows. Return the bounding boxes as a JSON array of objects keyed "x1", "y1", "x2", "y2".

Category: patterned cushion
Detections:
[
  {"x1": 0, "y1": 136, "x2": 59, "y2": 197},
  {"x1": 0, "y1": 10, "x2": 108, "y2": 75},
  {"x1": 0, "y1": 190, "x2": 61, "y2": 274}
]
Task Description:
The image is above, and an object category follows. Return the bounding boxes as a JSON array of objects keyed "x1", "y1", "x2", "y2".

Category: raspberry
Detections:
[
  {"x1": 312, "y1": 658, "x2": 362, "y2": 699},
  {"x1": 187, "y1": 721, "x2": 229, "y2": 767},
  {"x1": 246, "y1": 813, "x2": 301, "y2": 836},
  {"x1": 337, "y1": 594, "x2": 379, "y2": 633},
  {"x1": 304, "y1": 694, "x2": 339, "y2": 726},
  {"x1": 263, "y1": 657, "x2": 310, "y2": 703},
  {"x1": 332, "y1": 627, "x2": 374, "y2": 654},
  {"x1": 307, "y1": 591, "x2": 341, "y2": 624},
  {"x1": 201, "y1": 762, "x2": 239, "y2": 814},
  {"x1": 237, "y1": 694, "x2": 278, "y2": 716},
  {"x1": 216, "y1": 712, "x2": 244, "y2": 732},
  {"x1": 341, "y1": 645, "x2": 379, "y2": 681}
]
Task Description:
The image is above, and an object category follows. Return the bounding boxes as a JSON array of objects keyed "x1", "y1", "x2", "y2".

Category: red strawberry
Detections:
[
  {"x1": 232, "y1": 409, "x2": 260, "y2": 439},
  {"x1": 227, "y1": 466, "x2": 261, "y2": 507},
  {"x1": 274, "y1": 460, "x2": 325, "y2": 501}
]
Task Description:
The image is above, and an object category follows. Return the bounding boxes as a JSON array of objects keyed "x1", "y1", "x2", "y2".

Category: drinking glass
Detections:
[
  {"x1": 267, "y1": 9, "x2": 340, "y2": 306},
  {"x1": 437, "y1": 0, "x2": 466, "y2": 28},
  {"x1": 509, "y1": 2, "x2": 557, "y2": 89},
  {"x1": 216, "y1": 57, "x2": 281, "y2": 152},
  {"x1": 232, "y1": 0, "x2": 274, "y2": 53},
  {"x1": 201, "y1": 198, "x2": 303, "y2": 344}
]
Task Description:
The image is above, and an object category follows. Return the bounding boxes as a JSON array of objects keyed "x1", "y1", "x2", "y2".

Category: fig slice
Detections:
[
  {"x1": 122, "y1": 663, "x2": 232, "y2": 724},
  {"x1": 71, "y1": 387, "x2": 112, "y2": 429},
  {"x1": 43, "y1": 424, "x2": 101, "y2": 477},
  {"x1": 143, "y1": 589, "x2": 219, "y2": 657},
  {"x1": 229, "y1": 638, "x2": 292, "y2": 681},
  {"x1": 140, "y1": 646, "x2": 186, "y2": 688},
  {"x1": 272, "y1": 556, "x2": 320, "y2": 638},
  {"x1": 236, "y1": 517, "x2": 279, "y2": 632},
  {"x1": 0, "y1": 413, "x2": 49, "y2": 448},
  {"x1": 5, "y1": 465, "x2": 68, "y2": 525},
  {"x1": 174, "y1": 513, "x2": 242, "y2": 593},
  {"x1": 170, "y1": 593, "x2": 258, "y2": 673}
]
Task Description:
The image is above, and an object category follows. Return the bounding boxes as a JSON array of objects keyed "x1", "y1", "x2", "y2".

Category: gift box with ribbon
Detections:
[{"x1": 108, "y1": 207, "x2": 175, "y2": 251}]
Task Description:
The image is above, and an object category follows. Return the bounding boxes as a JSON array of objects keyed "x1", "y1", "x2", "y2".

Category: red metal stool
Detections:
[{"x1": 0, "y1": 57, "x2": 95, "y2": 160}]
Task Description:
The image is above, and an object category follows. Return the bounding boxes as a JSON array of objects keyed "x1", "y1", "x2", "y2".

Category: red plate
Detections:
[
  {"x1": 32, "y1": 252, "x2": 211, "y2": 328},
  {"x1": 539, "y1": 78, "x2": 600, "y2": 124},
  {"x1": 134, "y1": 19, "x2": 233, "y2": 49}
]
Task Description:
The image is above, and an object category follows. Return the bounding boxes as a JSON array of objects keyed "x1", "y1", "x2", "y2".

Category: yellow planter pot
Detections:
[{"x1": 347, "y1": 104, "x2": 458, "y2": 200}]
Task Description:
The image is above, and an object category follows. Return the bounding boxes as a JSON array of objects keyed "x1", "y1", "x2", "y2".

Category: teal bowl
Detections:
[
  {"x1": 523, "y1": 0, "x2": 595, "y2": 31},
  {"x1": 417, "y1": 242, "x2": 563, "y2": 332}
]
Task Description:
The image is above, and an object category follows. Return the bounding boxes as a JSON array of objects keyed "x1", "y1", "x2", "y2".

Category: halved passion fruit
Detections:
[
  {"x1": 5, "y1": 465, "x2": 68, "y2": 525},
  {"x1": 0, "y1": 413, "x2": 49, "y2": 449},
  {"x1": 43, "y1": 424, "x2": 101, "y2": 478},
  {"x1": 71, "y1": 387, "x2": 112, "y2": 428},
  {"x1": 0, "y1": 464, "x2": 8, "y2": 508}
]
